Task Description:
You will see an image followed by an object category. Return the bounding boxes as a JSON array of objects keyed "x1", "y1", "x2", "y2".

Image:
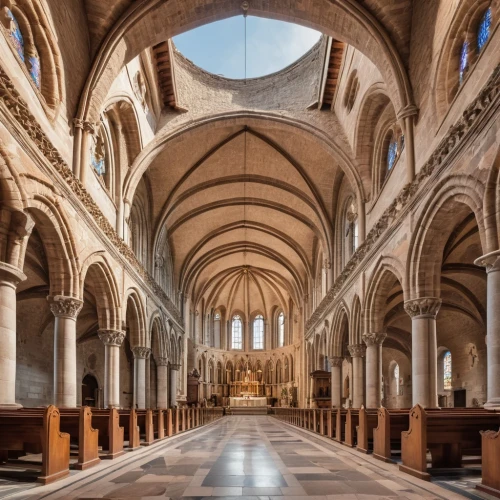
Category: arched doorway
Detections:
[{"x1": 82, "y1": 374, "x2": 99, "y2": 407}]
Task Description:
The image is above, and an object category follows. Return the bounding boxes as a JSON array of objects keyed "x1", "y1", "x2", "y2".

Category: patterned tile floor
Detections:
[{"x1": 1, "y1": 416, "x2": 498, "y2": 499}]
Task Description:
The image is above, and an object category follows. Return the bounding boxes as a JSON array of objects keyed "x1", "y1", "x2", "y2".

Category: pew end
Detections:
[{"x1": 477, "y1": 428, "x2": 500, "y2": 498}]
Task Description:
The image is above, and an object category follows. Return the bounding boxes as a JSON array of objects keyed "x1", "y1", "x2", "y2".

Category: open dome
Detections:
[{"x1": 173, "y1": 16, "x2": 321, "y2": 79}]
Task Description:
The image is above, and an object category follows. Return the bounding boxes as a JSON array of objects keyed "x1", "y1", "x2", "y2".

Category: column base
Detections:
[
  {"x1": 484, "y1": 398, "x2": 500, "y2": 409},
  {"x1": 0, "y1": 403, "x2": 22, "y2": 409}
]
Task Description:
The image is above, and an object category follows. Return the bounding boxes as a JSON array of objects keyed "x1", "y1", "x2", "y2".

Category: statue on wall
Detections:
[{"x1": 468, "y1": 343, "x2": 478, "y2": 367}]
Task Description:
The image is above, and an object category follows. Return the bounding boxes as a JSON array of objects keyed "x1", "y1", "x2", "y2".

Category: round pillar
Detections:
[
  {"x1": 475, "y1": 251, "x2": 500, "y2": 408},
  {"x1": 156, "y1": 357, "x2": 169, "y2": 409},
  {"x1": 48, "y1": 295, "x2": 83, "y2": 408},
  {"x1": 0, "y1": 263, "x2": 26, "y2": 408},
  {"x1": 329, "y1": 356, "x2": 343, "y2": 408},
  {"x1": 98, "y1": 330, "x2": 125, "y2": 408},
  {"x1": 362, "y1": 332, "x2": 386, "y2": 408},
  {"x1": 170, "y1": 364, "x2": 180, "y2": 407},
  {"x1": 348, "y1": 344, "x2": 365, "y2": 408},
  {"x1": 404, "y1": 297, "x2": 441, "y2": 408},
  {"x1": 133, "y1": 347, "x2": 151, "y2": 409}
]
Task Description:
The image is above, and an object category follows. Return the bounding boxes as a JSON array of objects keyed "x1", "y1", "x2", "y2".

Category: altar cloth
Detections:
[{"x1": 229, "y1": 396, "x2": 267, "y2": 407}]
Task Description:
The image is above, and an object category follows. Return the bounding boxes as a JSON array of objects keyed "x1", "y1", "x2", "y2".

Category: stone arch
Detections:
[
  {"x1": 0, "y1": 145, "x2": 27, "y2": 212},
  {"x1": 77, "y1": 0, "x2": 414, "y2": 126},
  {"x1": 329, "y1": 302, "x2": 349, "y2": 357},
  {"x1": 26, "y1": 192, "x2": 79, "y2": 297},
  {"x1": 150, "y1": 313, "x2": 166, "y2": 361},
  {"x1": 483, "y1": 144, "x2": 500, "y2": 251},
  {"x1": 350, "y1": 295, "x2": 363, "y2": 345},
  {"x1": 123, "y1": 288, "x2": 147, "y2": 347},
  {"x1": 407, "y1": 175, "x2": 487, "y2": 299},
  {"x1": 80, "y1": 252, "x2": 121, "y2": 331},
  {"x1": 433, "y1": 0, "x2": 499, "y2": 120},
  {"x1": 364, "y1": 255, "x2": 406, "y2": 334}
]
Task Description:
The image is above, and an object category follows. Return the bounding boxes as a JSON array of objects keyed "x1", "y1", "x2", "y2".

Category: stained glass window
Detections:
[
  {"x1": 394, "y1": 364, "x2": 400, "y2": 394},
  {"x1": 477, "y1": 8, "x2": 492, "y2": 53},
  {"x1": 459, "y1": 40, "x2": 469, "y2": 85},
  {"x1": 6, "y1": 9, "x2": 25, "y2": 61},
  {"x1": 232, "y1": 315, "x2": 242, "y2": 349},
  {"x1": 387, "y1": 135, "x2": 398, "y2": 171},
  {"x1": 253, "y1": 315, "x2": 264, "y2": 349},
  {"x1": 352, "y1": 221, "x2": 359, "y2": 253},
  {"x1": 90, "y1": 131, "x2": 106, "y2": 176},
  {"x1": 444, "y1": 351, "x2": 452, "y2": 390},
  {"x1": 278, "y1": 312, "x2": 285, "y2": 347},
  {"x1": 28, "y1": 54, "x2": 41, "y2": 89}
]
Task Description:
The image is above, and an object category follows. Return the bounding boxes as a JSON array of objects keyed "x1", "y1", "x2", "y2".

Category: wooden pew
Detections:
[
  {"x1": 68, "y1": 407, "x2": 100, "y2": 470},
  {"x1": 400, "y1": 404, "x2": 500, "y2": 480},
  {"x1": 335, "y1": 409, "x2": 347, "y2": 442},
  {"x1": 477, "y1": 427, "x2": 500, "y2": 498},
  {"x1": 0, "y1": 405, "x2": 70, "y2": 484},
  {"x1": 89, "y1": 408, "x2": 124, "y2": 459},
  {"x1": 344, "y1": 409, "x2": 359, "y2": 447},
  {"x1": 356, "y1": 406, "x2": 378, "y2": 454},
  {"x1": 373, "y1": 408, "x2": 409, "y2": 463},
  {"x1": 119, "y1": 409, "x2": 140, "y2": 450}
]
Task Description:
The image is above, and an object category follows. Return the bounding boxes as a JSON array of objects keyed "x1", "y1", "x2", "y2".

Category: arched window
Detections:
[
  {"x1": 477, "y1": 8, "x2": 492, "y2": 53},
  {"x1": 278, "y1": 312, "x2": 285, "y2": 347},
  {"x1": 253, "y1": 315, "x2": 264, "y2": 349},
  {"x1": 387, "y1": 133, "x2": 399, "y2": 171},
  {"x1": 459, "y1": 40, "x2": 469, "y2": 85},
  {"x1": 394, "y1": 363, "x2": 400, "y2": 395},
  {"x1": 443, "y1": 351, "x2": 452, "y2": 390},
  {"x1": 344, "y1": 199, "x2": 358, "y2": 262},
  {"x1": 231, "y1": 315, "x2": 242, "y2": 350},
  {"x1": 5, "y1": 7, "x2": 41, "y2": 89},
  {"x1": 90, "y1": 123, "x2": 108, "y2": 177}
]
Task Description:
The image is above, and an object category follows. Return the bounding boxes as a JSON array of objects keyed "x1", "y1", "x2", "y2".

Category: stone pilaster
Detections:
[
  {"x1": 475, "y1": 251, "x2": 500, "y2": 408},
  {"x1": 98, "y1": 329, "x2": 126, "y2": 408},
  {"x1": 170, "y1": 363, "x2": 180, "y2": 407},
  {"x1": 404, "y1": 297, "x2": 441, "y2": 408},
  {"x1": 156, "y1": 357, "x2": 169, "y2": 409},
  {"x1": 362, "y1": 333, "x2": 386, "y2": 408}
]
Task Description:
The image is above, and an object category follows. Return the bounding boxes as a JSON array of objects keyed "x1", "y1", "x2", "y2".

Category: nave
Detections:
[{"x1": 1, "y1": 416, "x2": 478, "y2": 500}]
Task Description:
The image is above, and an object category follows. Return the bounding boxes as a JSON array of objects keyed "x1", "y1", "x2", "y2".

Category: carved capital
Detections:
[
  {"x1": 170, "y1": 364, "x2": 181, "y2": 371},
  {"x1": 397, "y1": 104, "x2": 419, "y2": 121},
  {"x1": 156, "y1": 356, "x2": 169, "y2": 367},
  {"x1": 323, "y1": 259, "x2": 331, "y2": 270},
  {"x1": 73, "y1": 118, "x2": 84, "y2": 130},
  {"x1": 47, "y1": 295, "x2": 83, "y2": 319},
  {"x1": 404, "y1": 297, "x2": 441, "y2": 318},
  {"x1": 348, "y1": 344, "x2": 366, "y2": 358},
  {"x1": 83, "y1": 121, "x2": 97, "y2": 134},
  {"x1": 98, "y1": 329, "x2": 125, "y2": 347},
  {"x1": 362, "y1": 332, "x2": 387, "y2": 347},
  {"x1": 328, "y1": 356, "x2": 343, "y2": 368},
  {"x1": 474, "y1": 250, "x2": 500, "y2": 273},
  {"x1": 132, "y1": 346, "x2": 151, "y2": 359}
]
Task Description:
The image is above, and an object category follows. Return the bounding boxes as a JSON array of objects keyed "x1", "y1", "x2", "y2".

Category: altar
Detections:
[{"x1": 229, "y1": 396, "x2": 267, "y2": 407}]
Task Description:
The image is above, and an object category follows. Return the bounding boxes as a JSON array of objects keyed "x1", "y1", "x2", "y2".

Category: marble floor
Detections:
[{"x1": 1, "y1": 416, "x2": 496, "y2": 500}]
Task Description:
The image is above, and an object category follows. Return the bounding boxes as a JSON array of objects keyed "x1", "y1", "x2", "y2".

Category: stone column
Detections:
[
  {"x1": 170, "y1": 364, "x2": 180, "y2": 407},
  {"x1": 48, "y1": 295, "x2": 83, "y2": 408},
  {"x1": 0, "y1": 263, "x2": 26, "y2": 409},
  {"x1": 362, "y1": 333, "x2": 386, "y2": 408},
  {"x1": 156, "y1": 357, "x2": 169, "y2": 409},
  {"x1": 398, "y1": 106, "x2": 418, "y2": 183},
  {"x1": 475, "y1": 251, "x2": 500, "y2": 408},
  {"x1": 329, "y1": 356, "x2": 343, "y2": 408},
  {"x1": 348, "y1": 344, "x2": 365, "y2": 408},
  {"x1": 132, "y1": 347, "x2": 151, "y2": 409},
  {"x1": 404, "y1": 297, "x2": 441, "y2": 408},
  {"x1": 98, "y1": 330, "x2": 125, "y2": 408}
]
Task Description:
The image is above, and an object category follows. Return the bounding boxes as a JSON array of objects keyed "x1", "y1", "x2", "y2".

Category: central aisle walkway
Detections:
[{"x1": 15, "y1": 416, "x2": 475, "y2": 499}]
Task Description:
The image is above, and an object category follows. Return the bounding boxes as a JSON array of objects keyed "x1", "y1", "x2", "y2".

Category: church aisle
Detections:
[{"x1": 6, "y1": 416, "x2": 478, "y2": 500}]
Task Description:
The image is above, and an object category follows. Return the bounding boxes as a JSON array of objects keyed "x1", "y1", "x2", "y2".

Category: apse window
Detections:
[
  {"x1": 232, "y1": 315, "x2": 243, "y2": 349},
  {"x1": 459, "y1": 40, "x2": 469, "y2": 85},
  {"x1": 253, "y1": 315, "x2": 264, "y2": 349},
  {"x1": 477, "y1": 7, "x2": 492, "y2": 53},
  {"x1": 174, "y1": 17, "x2": 321, "y2": 79},
  {"x1": 278, "y1": 312, "x2": 285, "y2": 347}
]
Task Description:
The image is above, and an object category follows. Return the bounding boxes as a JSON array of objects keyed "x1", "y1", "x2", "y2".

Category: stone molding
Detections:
[
  {"x1": 47, "y1": 295, "x2": 83, "y2": 319},
  {"x1": 362, "y1": 332, "x2": 387, "y2": 347},
  {"x1": 132, "y1": 346, "x2": 151, "y2": 359},
  {"x1": 328, "y1": 356, "x2": 343, "y2": 368},
  {"x1": 348, "y1": 344, "x2": 366, "y2": 358},
  {"x1": 474, "y1": 250, "x2": 500, "y2": 273},
  {"x1": 404, "y1": 297, "x2": 442, "y2": 318},
  {"x1": 305, "y1": 63, "x2": 500, "y2": 334},
  {"x1": 98, "y1": 329, "x2": 126, "y2": 347},
  {"x1": 0, "y1": 65, "x2": 182, "y2": 327},
  {"x1": 0, "y1": 261, "x2": 26, "y2": 286}
]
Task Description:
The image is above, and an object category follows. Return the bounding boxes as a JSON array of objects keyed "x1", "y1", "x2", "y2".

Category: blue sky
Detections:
[{"x1": 173, "y1": 17, "x2": 321, "y2": 79}]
